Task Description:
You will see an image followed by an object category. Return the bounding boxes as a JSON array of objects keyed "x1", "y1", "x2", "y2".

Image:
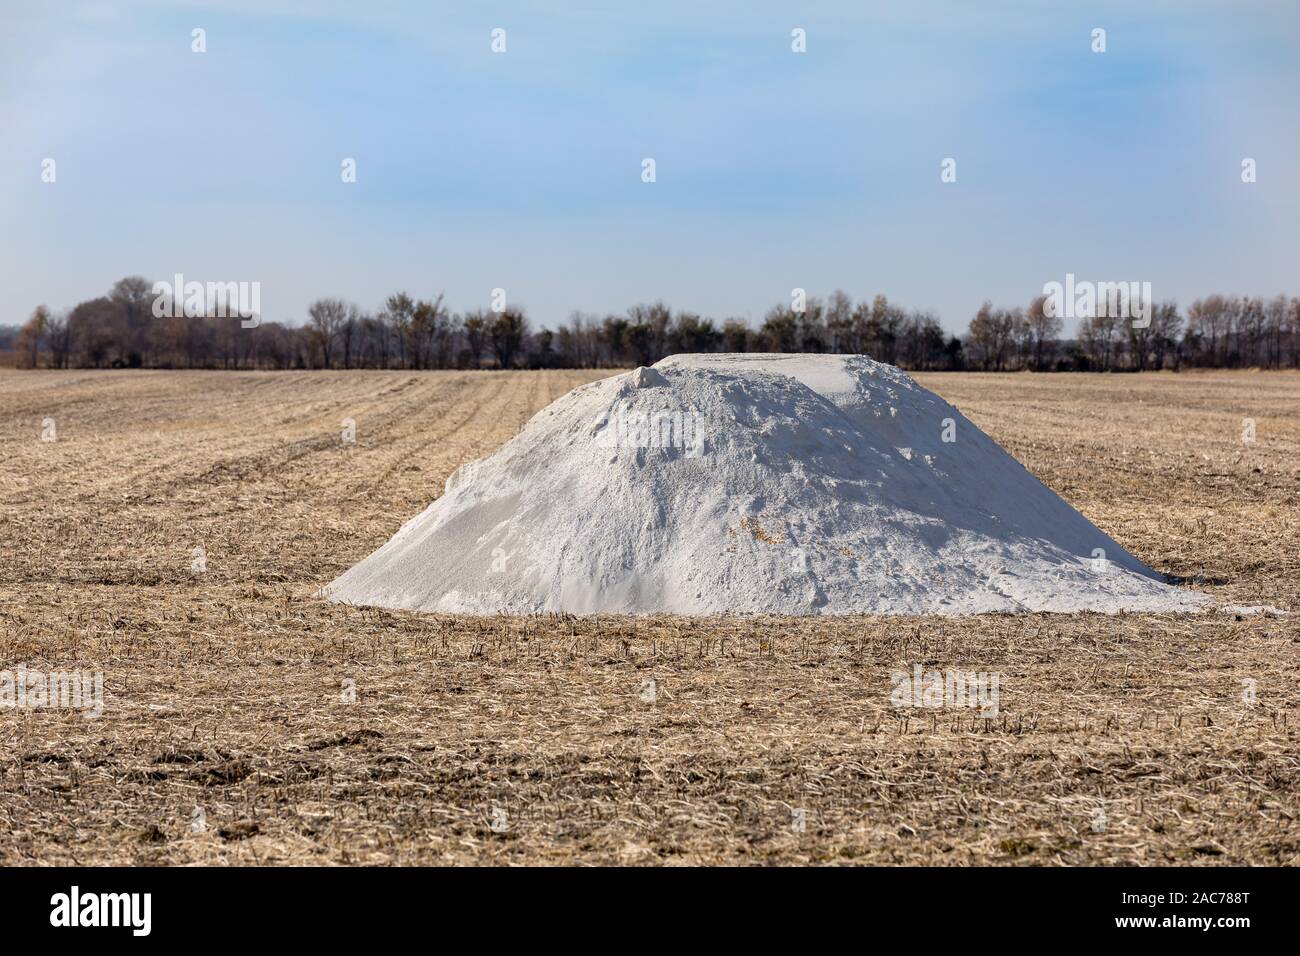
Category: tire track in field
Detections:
[
  {"x1": 412, "y1": 370, "x2": 604, "y2": 490},
  {"x1": 8, "y1": 375, "x2": 489, "y2": 591},
  {"x1": 350, "y1": 373, "x2": 518, "y2": 499},
  {"x1": 155, "y1": 375, "x2": 464, "y2": 494}
]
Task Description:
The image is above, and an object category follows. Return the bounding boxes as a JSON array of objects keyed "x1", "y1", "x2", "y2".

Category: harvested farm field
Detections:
[{"x1": 1, "y1": 368, "x2": 1297, "y2": 866}]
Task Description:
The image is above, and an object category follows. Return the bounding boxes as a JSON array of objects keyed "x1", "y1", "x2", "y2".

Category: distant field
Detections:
[{"x1": 1, "y1": 368, "x2": 1297, "y2": 865}]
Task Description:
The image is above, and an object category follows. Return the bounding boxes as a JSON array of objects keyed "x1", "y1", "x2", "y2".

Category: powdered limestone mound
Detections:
[{"x1": 325, "y1": 353, "x2": 1214, "y2": 615}]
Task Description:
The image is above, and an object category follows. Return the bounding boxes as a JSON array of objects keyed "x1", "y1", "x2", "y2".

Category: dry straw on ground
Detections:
[{"x1": 0, "y1": 368, "x2": 1296, "y2": 865}]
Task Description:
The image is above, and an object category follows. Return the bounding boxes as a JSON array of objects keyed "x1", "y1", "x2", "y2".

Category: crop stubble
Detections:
[{"x1": 0, "y1": 368, "x2": 1296, "y2": 865}]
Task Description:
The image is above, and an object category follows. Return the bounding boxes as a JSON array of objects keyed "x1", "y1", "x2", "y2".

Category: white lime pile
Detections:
[{"x1": 325, "y1": 353, "x2": 1215, "y2": 615}]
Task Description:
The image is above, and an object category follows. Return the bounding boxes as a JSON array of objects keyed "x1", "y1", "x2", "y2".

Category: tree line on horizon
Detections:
[{"x1": 6, "y1": 276, "x2": 1300, "y2": 372}]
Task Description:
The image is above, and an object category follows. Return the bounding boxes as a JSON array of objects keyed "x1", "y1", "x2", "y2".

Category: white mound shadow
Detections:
[{"x1": 325, "y1": 353, "x2": 1220, "y2": 615}]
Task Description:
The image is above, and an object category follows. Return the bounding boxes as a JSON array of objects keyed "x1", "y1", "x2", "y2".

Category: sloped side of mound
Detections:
[{"x1": 324, "y1": 354, "x2": 1211, "y2": 615}]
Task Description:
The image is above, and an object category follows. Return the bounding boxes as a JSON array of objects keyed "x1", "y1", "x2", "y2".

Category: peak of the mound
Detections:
[{"x1": 326, "y1": 353, "x2": 1214, "y2": 615}]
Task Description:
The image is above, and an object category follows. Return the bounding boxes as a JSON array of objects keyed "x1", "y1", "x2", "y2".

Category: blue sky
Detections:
[{"x1": 2, "y1": 0, "x2": 1297, "y2": 333}]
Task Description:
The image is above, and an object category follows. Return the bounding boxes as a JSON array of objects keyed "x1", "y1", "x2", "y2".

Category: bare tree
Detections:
[
  {"x1": 759, "y1": 304, "x2": 799, "y2": 352},
  {"x1": 490, "y1": 307, "x2": 529, "y2": 368},
  {"x1": 1150, "y1": 301, "x2": 1183, "y2": 371},
  {"x1": 463, "y1": 310, "x2": 489, "y2": 368},
  {"x1": 825, "y1": 290, "x2": 856, "y2": 353},
  {"x1": 1025, "y1": 294, "x2": 1062, "y2": 370},
  {"x1": 966, "y1": 302, "x2": 1014, "y2": 370},
  {"x1": 15, "y1": 305, "x2": 50, "y2": 368},
  {"x1": 1079, "y1": 310, "x2": 1120, "y2": 370},
  {"x1": 382, "y1": 293, "x2": 415, "y2": 368},
  {"x1": 307, "y1": 298, "x2": 351, "y2": 368},
  {"x1": 46, "y1": 311, "x2": 72, "y2": 368},
  {"x1": 16, "y1": 276, "x2": 1300, "y2": 374},
  {"x1": 1187, "y1": 295, "x2": 1232, "y2": 367},
  {"x1": 411, "y1": 295, "x2": 449, "y2": 369}
]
